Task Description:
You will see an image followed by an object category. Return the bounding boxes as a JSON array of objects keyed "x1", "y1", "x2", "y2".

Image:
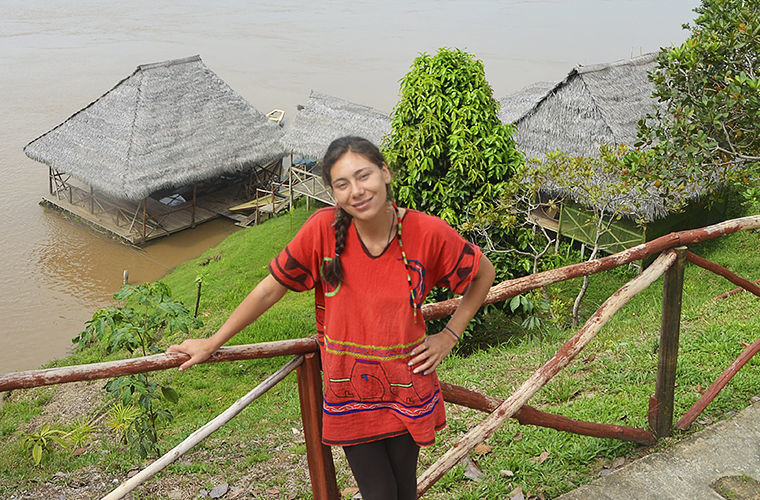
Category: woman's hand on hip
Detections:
[
  {"x1": 408, "y1": 332, "x2": 458, "y2": 375},
  {"x1": 167, "y1": 338, "x2": 217, "y2": 371}
]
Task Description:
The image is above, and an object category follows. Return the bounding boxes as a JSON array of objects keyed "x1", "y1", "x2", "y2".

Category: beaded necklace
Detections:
[{"x1": 393, "y1": 202, "x2": 419, "y2": 323}]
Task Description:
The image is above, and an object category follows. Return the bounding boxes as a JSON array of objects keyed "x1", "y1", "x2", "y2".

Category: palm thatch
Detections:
[
  {"x1": 498, "y1": 81, "x2": 556, "y2": 125},
  {"x1": 281, "y1": 91, "x2": 391, "y2": 160},
  {"x1": 508, "y1": 53, "x2": 658, "y2": 160},
  {"x1": 498, "y1": 53, "x2": 708, "y2": 222},
  {"x1": 24, "y1": 55, "x2": 285, "y2": 202}
]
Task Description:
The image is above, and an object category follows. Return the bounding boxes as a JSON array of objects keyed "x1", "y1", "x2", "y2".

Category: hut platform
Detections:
[{"x1": 40, "y1": 183, "x2": 254, "y2": 245}]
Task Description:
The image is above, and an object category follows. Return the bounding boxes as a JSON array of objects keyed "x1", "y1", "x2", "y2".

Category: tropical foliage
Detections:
[
  {"x1": 74, "y1": 282, "x2": 201, "y2": 457},
  {"x1": 637, "y1": 0, "x2": 760, "y2": 210}
]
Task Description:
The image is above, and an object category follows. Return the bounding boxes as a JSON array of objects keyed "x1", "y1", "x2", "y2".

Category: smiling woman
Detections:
[{"x1": 169, "y1": 136, "x2": 495, "y2": 499}]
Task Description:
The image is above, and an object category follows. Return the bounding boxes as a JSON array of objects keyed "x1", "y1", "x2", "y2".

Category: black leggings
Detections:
[{"x1": 343, "y1": 433, "x2": 420, "y2": 500}]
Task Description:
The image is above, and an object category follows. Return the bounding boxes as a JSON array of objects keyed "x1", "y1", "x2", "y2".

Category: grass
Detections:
[{"x1": 1, "y1": 200, "x2": 759, "y2": 499}]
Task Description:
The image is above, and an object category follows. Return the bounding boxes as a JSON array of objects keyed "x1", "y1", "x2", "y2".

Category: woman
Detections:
[{"x1": 168, "y1": 136, "x2": 495, "y2": 499}]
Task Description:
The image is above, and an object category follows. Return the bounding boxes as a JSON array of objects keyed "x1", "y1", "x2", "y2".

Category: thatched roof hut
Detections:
[
  {"x1": 281, "y1": 91, "x2": 391, "y2": 160},
  {"x1": 24, "y1": 55, "x2": 285, "y2": 202},
  {"x1": 498, "y1": 54, "x2": 677, "y2": 222},
  {"x1": 504, "y1": 53, "x2": 658, "y2": 160},
  {"x1": 497, "y1": 53, "x2": 726, "y2": 252}
]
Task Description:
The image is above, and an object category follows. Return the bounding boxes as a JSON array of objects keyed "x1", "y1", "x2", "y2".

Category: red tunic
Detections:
[{"x1": 269, "y1": 207, "x2": 482, "y2": 447}]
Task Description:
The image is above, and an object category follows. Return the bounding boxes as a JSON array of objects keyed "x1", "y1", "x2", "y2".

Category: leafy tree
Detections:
[
  {"x1": 74, "y1": 282, "x2": 201, "y2": 458},
  {"x1": 637, "y1": 0, "x2": 760, "y2": 210},
  {"x1": 383, "y1": 47, "x2": 526, "y2": 278},
  {"x1": 479, "y1": 144, "x2": 652, "y2": 327}
]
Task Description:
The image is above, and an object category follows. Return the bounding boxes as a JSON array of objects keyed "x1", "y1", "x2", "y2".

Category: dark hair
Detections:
[{"x1": 320, "y1": 136, "x2": 390, "y2": 285}]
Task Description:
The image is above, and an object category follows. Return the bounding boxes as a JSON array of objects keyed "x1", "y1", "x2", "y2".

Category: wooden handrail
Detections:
[
  {"x1": 422, "y1": 215, "x2": 760, "y2": 321},
  {"x1": 0, "y1": 338, "x2": 318, "y2": 391}
]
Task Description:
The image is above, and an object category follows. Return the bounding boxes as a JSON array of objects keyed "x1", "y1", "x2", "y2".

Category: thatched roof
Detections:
[
  {"x1": 24, "y1": 55, "x2": 285, "y2": 201},
  {"x1": 498, "y1": 53, "x2": 706, "y2": 222},
  {"x1": 281, "y1": 91, "x2": 391, "y2": 160},
  {"x1": 507, "y1": 53, "x2": 658, "y2": 160},
  {"x1": 498, "y1": 81, "x2": 556, "y2": 125}
]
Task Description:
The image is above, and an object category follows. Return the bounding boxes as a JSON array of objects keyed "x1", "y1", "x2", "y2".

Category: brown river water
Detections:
[{"x1": 0, "y1": 0, "x2": 698, "y2": 372}]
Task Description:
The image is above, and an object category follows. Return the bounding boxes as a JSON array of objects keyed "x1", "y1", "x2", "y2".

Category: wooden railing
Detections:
[{"x1": 1, "y1": 215, "x2": 759, "y2": 499}]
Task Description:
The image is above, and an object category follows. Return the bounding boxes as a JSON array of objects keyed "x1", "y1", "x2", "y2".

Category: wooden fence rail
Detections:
[
  {"x1": 1, "y1": 214, "x2": 758, "y2": 499},
  {"x1": 0, "y1": 338, "x2": 317, "y2": 392}
]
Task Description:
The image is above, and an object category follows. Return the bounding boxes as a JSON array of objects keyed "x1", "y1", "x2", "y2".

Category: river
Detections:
[{"x1": 0, "y1": 0, "x2": 698, "y2": 372}]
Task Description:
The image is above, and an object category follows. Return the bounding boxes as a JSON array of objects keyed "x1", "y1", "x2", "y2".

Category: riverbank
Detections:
[{"x1": 2, "y1": 201, "x2": 759, "y2": 498}]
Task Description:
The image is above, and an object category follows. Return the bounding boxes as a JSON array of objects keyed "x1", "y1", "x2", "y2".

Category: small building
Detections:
[
  {"x1": 499, "y1": 53, "x2": 725, "y2": 254},
  {"x1": 24, "y1": 55, "x2": 286, "y2": 244},
  {"x1": 279, "y1": 91, "x2": 392, "y2": 207}
]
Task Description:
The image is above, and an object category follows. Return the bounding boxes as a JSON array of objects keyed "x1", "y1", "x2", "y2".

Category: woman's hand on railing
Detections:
[{"x1": 167, "y1": 338, "x2": 217, "y2": 371}]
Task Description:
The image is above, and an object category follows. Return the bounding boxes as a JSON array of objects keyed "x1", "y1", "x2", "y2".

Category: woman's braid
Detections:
[{"x1": 323, "y1": 208, "x2": 352, "y2": 285}]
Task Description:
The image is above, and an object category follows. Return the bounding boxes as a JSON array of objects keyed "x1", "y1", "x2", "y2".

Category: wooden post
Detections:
[
  {"x1": 652, "y1": 246, "x2": 687, "y2": 437},
  {"x1": 194, "y1": 279, "x2": 202, "y2": 318},
  {"x1": 191, "y1": 184, "x2": 197, "y2": 227},
  {"x1": 142, "y1": 199, "x2": 147, "y2": 240},
  {"x1": 289, "y1": 165, "x2": 293, "y2": 212},
  {"x1": 297, "y1": 352, "x2": 338, "y2": 500},
  {"x1": 48, "y1": 167, "x2": 53, "y2": 195},
  {"x1": 89, "y1": 185, "x2": 94, "y2": 214}
]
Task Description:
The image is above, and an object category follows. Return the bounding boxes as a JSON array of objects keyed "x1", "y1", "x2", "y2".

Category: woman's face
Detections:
[{"x1": 329, "y1": 151, "x2": 391, "y2": 223}]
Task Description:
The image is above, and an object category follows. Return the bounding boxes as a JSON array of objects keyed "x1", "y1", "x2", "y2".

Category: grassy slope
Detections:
[{"x1": 1, "y1": 203, "x2": 759, "y2": 498}]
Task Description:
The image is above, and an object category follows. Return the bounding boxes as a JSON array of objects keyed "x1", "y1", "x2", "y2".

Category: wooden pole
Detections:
[
  {"x1": 441, "y1": 382, "x2": 656, "y2": 445},
  {"x1": 191, "y1": 184, "x2": 197, "y2": 227},
  {"x1": 194, "y1": 279, "x2": 202, "y2": 318},
  {"x1": 422, "y1": 215, "x2": 760, "y2": 322},
  {"x1": 102, "y1": 356, "x2": 303, "y2": 500},
  {"x1": 0, "y1": 338, "x2": 318, "y2": 391},
  {"x1": 89, "y1": 185, "x2": 94, "y2": 214},
  {"x1": 416, "y1": 250, "x2": 676, "y2": 496},
  {"x1": 48, "y1": 166, "x2": 53, "y2": 195},
  {"x1": 652, "y1": 246, "x2": 687, "y2": 438},
  {"x1": 676, "y1": 336, "x2": 760, "y2": 431},
  {"x1": 142, "y1": 199, "x2": 147, "y2": 240},
  {"x1": 297, "y1": 353, "x2": 338, "y2": 500},
  {"x1": 685, "y1": 251, "x2": 760, "y2": 299},
  {"x1": 715, "y1": 278, "x2": 760, "y2": 301}
]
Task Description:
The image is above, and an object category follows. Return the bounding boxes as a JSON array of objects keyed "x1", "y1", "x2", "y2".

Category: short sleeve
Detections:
[
  {"x1": 424, "y1": 216, "x2": 483, "y2": 295},
  {"x1": 269, "y1": 209, "x2": 333, "y2": 292}
]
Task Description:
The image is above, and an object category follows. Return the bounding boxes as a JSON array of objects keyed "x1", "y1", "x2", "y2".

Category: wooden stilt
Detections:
[
  {"x1": 142, "y1": 199, "x2": 147, "y2": 240},
  {"x1": 652, "y1": 246, "x2": 687, "y2": 437},
  {"x1": 191, "y1": 184, "x2": 197, "y2": 227},
  {"x1": 297, "y1": 353, "x2": 338, "y2": 500},
  {"x1": 48, "y1": 167, "x2": 53, "y2": 195}
]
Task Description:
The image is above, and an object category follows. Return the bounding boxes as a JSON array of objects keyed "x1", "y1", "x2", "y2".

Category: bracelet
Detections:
[{"x1": 443, "y1": 325, "x2": 460, "y2": 341}]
